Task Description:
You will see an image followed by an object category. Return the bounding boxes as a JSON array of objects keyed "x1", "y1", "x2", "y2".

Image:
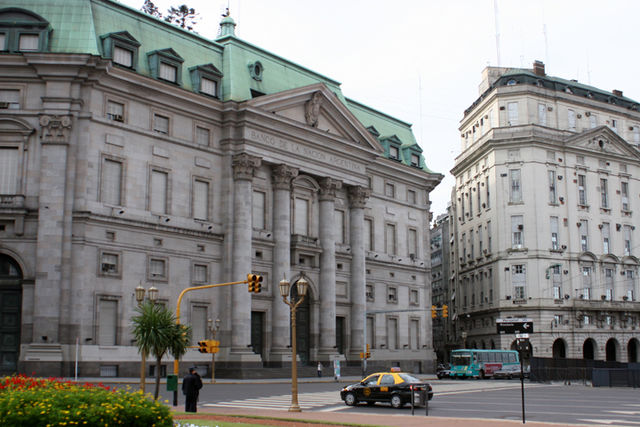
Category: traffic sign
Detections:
[
  {"x1": 515, "y1": 333, "x2": 530, "y2": 339},
  {"x1": 496, "y1": 318, "x2": 534, "y2": 334}
]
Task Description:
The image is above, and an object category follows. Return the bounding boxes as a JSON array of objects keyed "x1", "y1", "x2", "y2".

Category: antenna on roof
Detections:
[{"x1": 493, "y1": 0, "x2": 501, "y2": 66}]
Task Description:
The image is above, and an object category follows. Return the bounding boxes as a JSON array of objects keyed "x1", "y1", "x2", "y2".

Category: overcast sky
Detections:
[{"x1": 118, "y1": 0, "x2": 640, "y2": 218}]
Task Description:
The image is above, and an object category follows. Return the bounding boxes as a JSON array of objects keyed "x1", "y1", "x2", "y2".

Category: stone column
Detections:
[
  {"x1": 231, "y1": 153, "x2": 261, "y2": 353},
  {"x1": 271, "y1": 164, "x2": 299, "y2": 360},
  {"x1": 318, "y1": 177, "x2": 341, "y2": 358},
  {"x1": 348, "y1": 186, "x2": 370, "y2": 358}
]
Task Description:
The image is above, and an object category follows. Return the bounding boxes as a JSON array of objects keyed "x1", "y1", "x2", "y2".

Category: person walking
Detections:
[
  {"x1": 317, "y1": 362, "x2": 322, "y2": 377},
  {"x1": 182, "y1": 366, "x2": 203, "y2": 412}
]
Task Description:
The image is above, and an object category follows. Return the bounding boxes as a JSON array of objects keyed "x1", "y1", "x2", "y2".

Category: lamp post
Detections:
[
  {"x1": 460, "y1": 330, "x2": 467, "y2": 349},
  {"x1": 134, "y1": 282, "x2": 158, "y2": 393},
  {"x1": 207, "y1": 317, "x2": 221, "y2": 383},
  {"x1": 279, "y1": 274, "x2": 308, "y2": 412}
]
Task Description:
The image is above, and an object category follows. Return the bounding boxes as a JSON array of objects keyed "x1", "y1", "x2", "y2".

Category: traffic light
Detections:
[
  {"x1": 208, "y1": 339, "x2": 220, "y2": 354},
  {"x1": 247, "y1": 273, "x2": 263, "y2": 293},
  {"x1": 431, "y1": 305, "x2": 437, "y2": 319},
  {"x1": 365, "y1": 343, "x2": 371, "y2": 359},
  {"x1": 198, "y1": 340, "x2": 208, "y2": 353},
  {"x1": 442, "y1": 304, "x2": 448, "y2": 318}
]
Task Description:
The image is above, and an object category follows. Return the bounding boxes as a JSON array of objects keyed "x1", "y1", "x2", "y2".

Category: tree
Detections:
[
  {"x1": 141, "y1": 0, "x2": 162, "y2": 18},
  {"x1": 164, "y1": 5, "x2": 200, "y2": 31},
  {"x1": 131, "y1": 301, "x2": 191, "y2": 400}
]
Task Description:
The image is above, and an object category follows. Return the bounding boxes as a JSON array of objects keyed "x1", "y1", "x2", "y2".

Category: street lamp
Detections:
[
  {"x1": 207, "y1": 317, "x2": 221, "y2": 383},
  {"x1": 460, "y1": 330, "x2": 467, "y2": 349},
  {"x1": 134, "y1": 282, "x2": 158, "y2": 393},
  {"x1": 279, "y1": 274, "x2": 308, "y2": 412}
]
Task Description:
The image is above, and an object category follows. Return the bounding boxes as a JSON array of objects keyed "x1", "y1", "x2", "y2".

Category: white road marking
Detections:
[
  {"x1": 203, "y1": 391, "x2": 343, "y2": 411},
  {"x1": 577, "y1": 419, "x2": 640, "y2": 426}
]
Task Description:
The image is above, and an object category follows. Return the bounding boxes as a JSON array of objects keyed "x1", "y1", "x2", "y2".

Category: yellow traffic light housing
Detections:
[
  {"x1": 198, "y1": 340, "x2": 208, "y2": 353},
  {"x1": 431, "y1": 305, "x2": 437, "y2": 319},
  {"x1": 247, "y1": 273, "x2": 263, "y2": 293},
  {"x1": 442, "y1": 304, "x2": 448, "y2": 318},
  {"x1": 208, "y1": 339, "x2": 220, "y2": 354}
]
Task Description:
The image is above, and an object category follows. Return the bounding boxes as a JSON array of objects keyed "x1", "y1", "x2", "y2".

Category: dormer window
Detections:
[
  {"x1": 0, "y1": 8, "x2": 51, "y2": 53},
  {"x1": 411, "y1": 153, "x2": 420, "y2": 167},
  {"x1": 389, "y1": 145, "x2": 399, "y2": 160},
  {"x1": 189, "y1": 64, "x2": 223, "y2": 99},
  {"x1": 507, "y1": 79, "x2": 517, "y2": 86},
  {"x1": 100, "y1": 31, "x2": 140, "y2": 70},
  {"x1": 148, "y1": 48, "x2": 184, "y2": 86}
]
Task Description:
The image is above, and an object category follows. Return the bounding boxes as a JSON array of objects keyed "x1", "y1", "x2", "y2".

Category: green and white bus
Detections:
[{"x1": 449, "y1": 349, "x2": 519, "y2": 379}]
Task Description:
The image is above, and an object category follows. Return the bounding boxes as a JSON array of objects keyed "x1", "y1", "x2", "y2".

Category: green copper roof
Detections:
[{"x1": 1, "y1": 0, "x2": 440, "y2": 175}]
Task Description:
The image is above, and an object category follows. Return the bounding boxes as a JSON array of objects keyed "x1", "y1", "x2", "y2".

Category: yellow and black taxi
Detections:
[{"x1": 340, "y1": 367, "x2": 434, "y2": 408}]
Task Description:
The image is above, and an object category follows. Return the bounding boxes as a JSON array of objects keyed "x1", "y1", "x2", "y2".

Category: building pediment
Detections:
[
  {"x1": 245, "y1": 83, "x2": 384, "y2": 153},
  {"x1": 564, "y1": 126, "x2": 640, "y2": 159}
]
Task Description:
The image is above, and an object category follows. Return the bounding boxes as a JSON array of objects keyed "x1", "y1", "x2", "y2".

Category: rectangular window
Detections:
[
  {"x1": 100, "y1": 252, "x2": 119, "y2": 276},
  {"x1": 294, "y1": 198, "x2": 309, "y2": 235},
  {"x1": 462, "y1": 232, "x2": 467, "y2": 260},
  {"x1": 113, "y1": 46, "x2": 133, "y2": 67},
  {"x1": 159, "y1": 62, "x2": 177, "y2": 82},
  {"x1": 584, "y1": 315, "x2": 591, "y2": 325},
  {"x1": 407, "y1": 189, "x2": 416, "y2": 204},
  {"x1": 389, "y1": 146, "x2": 399, "y2": 160},
  {"x1": 624, "y1": 225, "x2": 632, "y2": 256},
  {"x1": 633, "y1": 126, "x2": 640, "y2": 144},
  {"x1": 460, "y1": 191, "x2": 465, "y2": 220},
  {"x1": 580, "y1": 220, "x2": 589, "y2": 251},
  {"x1": 335, "y1": 210, "x2": 345, "y2": 244},
  {"x1": 195, "y1": 126, "x2": 210, "y2": 146},
  {"x1": 582, "y1": 267, "x2": 592, "y2": 299},
  {"x1": 408, "y1": 228, "x2": 417, "y2": 256},
  {"x1": 476, "y1": 182, "x2": 481, "y2": 213},
  {"x1": 409, "y1": 289, "x2": 419, "y2": 305},
  {"x1": 509, "y1": 169, "x2": 522, "y2": 202},
  {"x1": 364, "y1": 218, "x2": 373, "y2": 251},
  {"x1": 200, "y1": 77, "x2": 217, "y2": 97},
  {"x1": 149, "y1": 258, "x2": 167, "y2": 280},
  {"x1": 507, "y1": 102, "x2": 519, "y2": 125},
  {"x1": 552, "y1": 265, "x2": 562, "y2": 299},
  {"x1": 568, "y1": 109, "x2": 576, "y2": 131},
  {"x1": 600, "y1": 178, "x2": 609, "y2": 208},
  {"x1": 578, "y1": 175, "x2": 587, "y2": 205},
  {"x1": 106, "y1": 100, "x2": 124, "y2": 122},
  {"x1": 387, "y1": 287, "x2": 397, "y2": 303},
  {"x1": 193, "y1": 179, "x2": 209, "y2": 220},
  {"x1": 0, "y1": 89, "x2": 20, "y2": 109},
  {"x1": 410, "y1": 153, "x2": 420, "y2": 167},
  {"x1": 153, "y1": 114, "x2": 169, "y2": 134},
  {"x1": 589, "y1": 114, "x2": 597, "y2": 129},
  {"x1": 387, "y1": 318, "x2": 398, "y2": 349},
  {"x1": 410, "y1": 319, "x2": 419, "y2": 349},
  {"x1": 621, "y1": 182, "x2": 630, "y2": 211},
  {"x1": 385, "y1": 223, "x2": 397, "y2": 255},
  {"x1": 18, "y1": 34, "x2": 39, "y2": 51},
  {"x1": 193, "y1": 264, "x2": 208, "y2": 284},
  {"x1": 548, "y1": 170, "x2": 557, "y2": 203},
  {"x1": 605, "y1": 268, "x2": 614, "y2": 300},
  {"x1": 626, "y1": 270, "x2": 636, "y2": 301},
  {"x1": 470, "y1": 230, "x2": 475, "y2": 259},
  {"x1": 385, "y1": 182, "x2": 395, "y2": 198},
  {"x1": 485, "y1": 176, "x2": 490, "y2": 208},
  {"x1": 101, "y1": 158, "x2": 123, "y2": 206},
  {"x1": 98, "y1": 299, "x2": 117, "y2": 346},
  {"x1": 511, "y1": 215, "x2": 523, "y2": 249},
  {"x1": 0, "y1": 34, "x2": 5, "y2": 51},
  {"x1": 550, "y1": 216, "x2": 559, "y2": 250},
  {"x1": 150, "y1": 170, "x2": 168, "y2": 214},
  {"x1": 538, "y1": 103, "x2": 547, "y2": 126},
  {"x1": 253, "y1": 191, "x2": 266, "y2": 230},
  {"x1": 478, "y1": 225, "x2": 483, "y2": 254},
  {"x1": 190, "y1": 306, "x2": 208, "y2": 343},
  {"x1": 512, "y1": 264, "x2": 526, "y2": 299},
  {"x1": 366, "y1": 284, "x2": 374, "y2": 301},
  {"x1": 487, "y1": 221, "x2": 492, "y2": 253},
  {"x1": 610, "y1": 118, "x2": 618, "y2": 133},
  {"x1": 602, "y1": 223, "x2": 610, "y2": 254},
  {"x1": 0, "y1": 147, "x2": 19, "y2": 194}
]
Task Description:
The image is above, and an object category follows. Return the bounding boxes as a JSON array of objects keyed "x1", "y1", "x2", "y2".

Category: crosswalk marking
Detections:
[{"x1": 203, "y1": 391, "x2": 343, "y2": 411}]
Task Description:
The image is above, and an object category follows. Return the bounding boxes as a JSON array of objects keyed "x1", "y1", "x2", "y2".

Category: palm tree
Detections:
[{"x1": 131, "y1": 301, "x2": 191, "y2": 399}]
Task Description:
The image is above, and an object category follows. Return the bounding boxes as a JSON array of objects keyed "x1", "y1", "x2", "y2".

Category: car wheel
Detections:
[
  {"x1": 344, "y1": 392, "x2": 357, "y2": 406},
  {"x1": 390, "y1": 394, "x2": 403, "y2": 409}
]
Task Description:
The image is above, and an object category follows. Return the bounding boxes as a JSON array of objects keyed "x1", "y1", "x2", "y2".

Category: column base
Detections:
[{"x1": 316, "y1": 349, "x2": 340, "y2": 362}]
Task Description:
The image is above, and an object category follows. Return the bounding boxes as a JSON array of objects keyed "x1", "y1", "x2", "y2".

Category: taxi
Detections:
[{"x1": 340, "y1": 367, "x2": 433, "y2": 408}]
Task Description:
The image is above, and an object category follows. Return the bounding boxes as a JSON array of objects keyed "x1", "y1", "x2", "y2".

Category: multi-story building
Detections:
[
  {"x1": 0, "y1": 0, "x2": 442, "y2": 377},
  {"x1": 450, "y1": 61, "x2": 640, "y2": 363},
  {"x1": 430, "y1": 211, "x2": 453, "y2": 362}
]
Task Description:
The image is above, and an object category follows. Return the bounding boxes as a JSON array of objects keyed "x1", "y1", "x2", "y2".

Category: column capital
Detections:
[
  {"x1": 271, "y1": 164, "x2": 299, "y2": 190},
  {"x1": 318, "y1": 177, "x2": 342, "y2": 201},
  {"x1": 348, "y1": 186, "x2": 371, "y2": 209},
  {"x1": 232, "y1": 153, "x2": 261, "y2": 181}
]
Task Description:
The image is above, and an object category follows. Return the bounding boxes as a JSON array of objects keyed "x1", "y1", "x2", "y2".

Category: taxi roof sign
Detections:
[{"x1": 390, "y1": 367, "x2": 401, "y2": 372}]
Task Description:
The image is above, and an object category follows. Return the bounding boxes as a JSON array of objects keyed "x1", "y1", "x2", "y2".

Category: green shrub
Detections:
[{"x1": 0, "y1": 375, "x2": 172, "y2": 426}]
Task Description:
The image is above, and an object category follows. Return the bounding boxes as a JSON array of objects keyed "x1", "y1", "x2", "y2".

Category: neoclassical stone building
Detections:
[
  {"x1": 450, "y1": 61, "x2": 640, "y2": 363},
  {"x1": 0, "y1": 0, "x2": 442, "y2": 377}
]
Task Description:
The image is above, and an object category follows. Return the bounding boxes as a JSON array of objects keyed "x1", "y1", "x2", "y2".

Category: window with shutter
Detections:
[
  {"x1": 153, "y1": 114, "x2": 169, "y2": 134},
  {"x1": 408, "y1": 228, "x2": 417, "y2": 256},
  {"x1": 106, "y1": 101, "x2": 124, "y2": 122},
  {"x1": 18, "y1": 34, "x2": 39, "y2": 51},
  {"x1": 149, "y1": 258, "x2": 166, "y2": 280},
  {"x1": 200, "y1": 77, "x2": 217, "y2": 96},
  {"x1": 159, "y1": 62, "x2": 177, "y2": 82},
  {"x1": 364, "y1": 218, "x2": 373, "y2": 251},
  {"x1": 0, "y1": 34, "x2": 5, "y2": 51},
  {"x1": 100, "y1": 252, "x2": 119, "y2": 276},
  {"x1": 387, "y1": 318, "x2": 398, "y2": 349},
  {"x1": 0, "y1": 89, "x2": 20, "y2": 109},
  {"x1": 193, "y1": 180, "x2": 209, "y2": 220},
  {"x1": 335, "y1": 210, "x2": 344, "y2": 244},
  {"x1": 511, "y1": 215, "x2": 523, "y2": 248},
  {"x1": 294, "y1": 198, "x2": 308, "y2": 235},
  {"x1": 0, "y1": 147, "x2": 19, "y2": 194},
  {"x1": 550, "y1": 216, "x2": 559, "y2": 250},
  {"x1": 507, "y1": 102, "x2": 518, "y2": 125},
  {"x1": 98, "y1": 299, "x2": 117, "y2": 346},
  {"x1": 509, "y1": 169, "x2": 521, "y2": 202},
  {"x1": 193, "y1": 264, "x2": 207, "y2": 283},
  {"x1": 113, "y1": 46, "x2": 133, "y2": 67},
  {"x1": 150, "y1": 170, "x2": 168, "y2": 214},
  {"x1": 195, "y1": 126, "x2": 210, "y2": 146},
  {"x1": 253, "y1": 191, "x2": 266, "y2": 230},
  {"x1": 101, "y1": 158, "x2": 122, "y2": 206},
  {"x1": 410, "y1": 319, "x2": 419, "y2": 349},
  {"x1": 385, "y1": 223, "x2": 396, "y2": 255},
  {"x1": 191, "y1": 306, "x2": 208, "y2": 344}
]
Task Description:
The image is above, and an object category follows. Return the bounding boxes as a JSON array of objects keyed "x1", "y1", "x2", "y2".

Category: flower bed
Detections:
[{"x1": 0, "y1": 375, "x2": 172, "y2": 426}]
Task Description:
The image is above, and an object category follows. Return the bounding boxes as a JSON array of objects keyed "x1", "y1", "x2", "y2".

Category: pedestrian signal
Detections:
[
  {"x1": 247, "y1": 273, "x2": 263, "y2": 293},
  {"x1": 442, "y1": 304, "x2": 448, "y2": 318},
  {"x1": 431, "y1": 305, "x2": 437, "y2": 319},
  {"x1": 198, "y1": 340, "x2": 208, "y2": 353}
]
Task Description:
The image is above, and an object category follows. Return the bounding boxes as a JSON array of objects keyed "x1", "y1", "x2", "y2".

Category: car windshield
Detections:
[
  {"x1": 451, "y1": 353, "x2": 471, "y2": 366},
  {"x1": 397, "y1": 373, "x2": 421, "y2": 383}
]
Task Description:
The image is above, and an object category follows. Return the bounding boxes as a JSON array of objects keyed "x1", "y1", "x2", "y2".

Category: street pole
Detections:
[
  {"x1": 290, "y1": 304, "x2": 300, "y2": 412},
  {"x1": 208, "y1": 318, "x2": 220, "y2": 383}
]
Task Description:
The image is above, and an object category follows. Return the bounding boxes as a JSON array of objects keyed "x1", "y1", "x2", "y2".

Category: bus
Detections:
[{"x1": 449, "y1": 349, "x2": 520, "y2": 379}]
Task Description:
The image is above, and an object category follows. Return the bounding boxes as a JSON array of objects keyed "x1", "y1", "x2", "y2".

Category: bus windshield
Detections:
[{"x1": 451, "y1": 353, "x2": 471, "y2": 366}]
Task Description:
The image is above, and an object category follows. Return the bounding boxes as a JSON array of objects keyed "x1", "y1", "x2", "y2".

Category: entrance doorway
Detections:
[
  {"x1": 605, "y1": 338, "x2": 618, "y2": 362},
  {"x1": 583, "y1": 338, "x2": 596, "y2": 360},
  {"x1": 628, "y1": 338, "x2": 639, "y2": 363},
  {"x1": 291, "y1": 279, "x2": 310, "y2": 365},
  {"x1": 552, "y1": 339, "x2": 567, "y2": 358},
  {"x1": 0, "y1": 255, "x2": 22, "y2": 375},
  {"x1": 336, "y1": 316, "x2": 345, "y2": 354},
  {"x1": 250, "y1": 311, "x2": 264, "y2": 361}
]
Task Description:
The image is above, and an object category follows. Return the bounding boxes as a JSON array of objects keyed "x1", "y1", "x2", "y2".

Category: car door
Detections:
[
  {"x1": 359, "y1": 374, "x2": 380, "y2": 401},
  {"x1": 375, "y1": 374, "x2": 396, "y2": 401}
]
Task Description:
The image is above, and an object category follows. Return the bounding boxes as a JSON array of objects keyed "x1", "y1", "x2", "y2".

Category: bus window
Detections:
[{"x1": 451, "y1": 353, "x2": 471, "y2": 366}]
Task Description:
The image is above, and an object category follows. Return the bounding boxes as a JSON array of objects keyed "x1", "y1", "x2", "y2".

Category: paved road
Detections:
[{"x1": 105, "y1": 378, "x2": 640, "y2": 426}]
